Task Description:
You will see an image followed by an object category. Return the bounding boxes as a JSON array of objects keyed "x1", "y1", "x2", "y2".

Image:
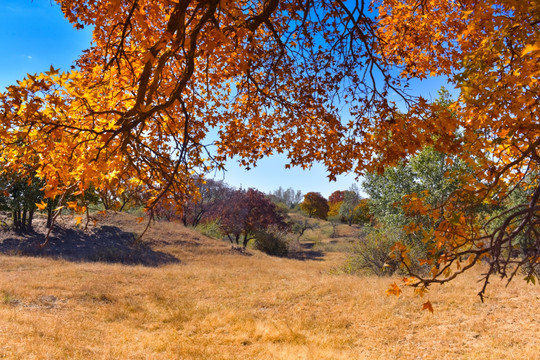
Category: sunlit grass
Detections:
[
  {"x1": 1, "y1": 256, "x2": 539, "y2": 358},
  {"x1": 0, "y1": 214, "x2": 539, "y2": 359}
]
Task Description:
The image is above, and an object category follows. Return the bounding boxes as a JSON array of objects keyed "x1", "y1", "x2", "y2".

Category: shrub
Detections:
[
  {"x1": 253, "y1": 228, "x2": 289, "y2": 257},
  {"x1": 345, "y1": 224, "x2": 428, "y2": 276},
  {"x1": 344, "y1": 227, "x2": 400, "y2": 276}
]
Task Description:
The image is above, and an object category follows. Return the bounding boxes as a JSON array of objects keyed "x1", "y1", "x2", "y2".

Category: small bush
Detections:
[
  {"x1": 253, "y1": 228, "x2": 289, "y2": 257},
  {"x1": 345, "y1": 224, "x2": 429, "y2": 276},
  {"x1": 344, "y1": 226, "x2": 402, "y2": 276}
]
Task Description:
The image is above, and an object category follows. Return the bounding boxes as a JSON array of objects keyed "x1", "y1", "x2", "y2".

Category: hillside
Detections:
[
  {"x1": 0, "y1": 211, "x2": 231, "y2": 264},
  {"x1": 0, "y1": 212, "x2": 539, "y2": 359}
]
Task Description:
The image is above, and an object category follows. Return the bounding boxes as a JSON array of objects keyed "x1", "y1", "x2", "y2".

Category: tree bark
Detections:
[
  {"x1": 21, "y1": 208, "x2": 28, "y2": 232},
  {"x1": 27, "y1": 208, "x2": 34, "y2": 231},
  {"x1": 47, "y1": 204, "x2": 53, "y2": 229}
]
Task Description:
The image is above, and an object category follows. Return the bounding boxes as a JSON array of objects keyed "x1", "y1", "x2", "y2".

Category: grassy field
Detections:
[{"x1": 0, "y1": 212, "x2": 539, "y2": 359}]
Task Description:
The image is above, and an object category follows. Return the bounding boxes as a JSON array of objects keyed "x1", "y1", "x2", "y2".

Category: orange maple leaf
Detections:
[
  {"x1": 422, "y1": 300, "x2": 434, "y2": 313},
  {"x1": 386, "y1": 283, "x2": 402, "y2": 297},
  {"x1": 35, "y1": 201, "x2": 47, "y2": 210}
]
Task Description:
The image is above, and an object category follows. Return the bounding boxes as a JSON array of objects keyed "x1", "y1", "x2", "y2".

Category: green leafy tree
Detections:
[
  {"x1": 360, "y1": 146, "x2": 468, "y2": 274},
  {"x1": 0, "y1": 172, "x2": 44, "y2": 232},
  {"x1": 339, "y1": 184, "x2": 362, "y2": 226}
]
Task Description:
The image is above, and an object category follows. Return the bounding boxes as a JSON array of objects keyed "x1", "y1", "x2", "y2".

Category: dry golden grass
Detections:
[{"x1": 0, "y1": 213, "x2": 539, "y2": 359}]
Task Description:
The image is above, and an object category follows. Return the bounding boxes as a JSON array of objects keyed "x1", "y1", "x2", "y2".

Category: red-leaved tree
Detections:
[{"x1": 219, "y1": 188, "x2": 288, "y2": 248}]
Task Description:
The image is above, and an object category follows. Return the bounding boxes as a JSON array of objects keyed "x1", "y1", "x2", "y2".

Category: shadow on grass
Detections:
[
  {"x1": 287, "y1": 242, "x2": 325, "y2": 261},
  {"x1": 0, "y1": 225, "x2": 180, "y2": 266}
]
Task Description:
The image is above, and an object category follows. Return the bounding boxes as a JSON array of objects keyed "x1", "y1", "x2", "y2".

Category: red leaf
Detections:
[{"x1": 422, "y1": 300, "x2": 434, "y2": 313}]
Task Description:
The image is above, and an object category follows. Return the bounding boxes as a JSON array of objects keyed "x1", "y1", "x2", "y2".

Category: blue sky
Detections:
[{"x1": 0, "y1": 0, "x2": 452, "y2": 198}]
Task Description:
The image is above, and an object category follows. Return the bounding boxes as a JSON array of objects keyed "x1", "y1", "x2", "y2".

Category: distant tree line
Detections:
[
  {"x1": 269, "y1": 187, "x2": 303, "y2": 209},
  {"x1": 296, "y1": 185, "x2": 371, "y2": 227}
]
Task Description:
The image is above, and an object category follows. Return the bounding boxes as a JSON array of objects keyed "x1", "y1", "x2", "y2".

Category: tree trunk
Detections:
[
  {"x1": 331, "y1": 223, "x2": 338, "y2": 238},
  {"x1": 21, "y1": 209, "x2": 27, "y2": 232},
  {"x1": 27, "y1": 208, "x2": 34, "y2": 231},
  {"x1": 118, "y1": 198, "x2": 127, "y2": 212},
  {"x1": 100, "y1": 197, "x2": 109, "y2": 210},
  {"x1": 13, "y1": 207, "x2": 21, "y2": 230},
  {"x1": 47, "y1": 204, "x2": 53, "y2": 229},
  {"x1": 192, "y1": 213, "x2": 203, "y2": 227}
]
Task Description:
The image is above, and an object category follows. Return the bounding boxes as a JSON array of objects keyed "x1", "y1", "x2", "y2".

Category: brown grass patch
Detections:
[{"x1": 0, "y1": 213, "x2": 539, "y2": 359}]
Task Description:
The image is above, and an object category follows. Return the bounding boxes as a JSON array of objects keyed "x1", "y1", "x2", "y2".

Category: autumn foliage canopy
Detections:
[
  {"x1": 0, "y1": 0, "x2": 538, "y2": 295},
  {"x1": 300, "y1": 192, "x2": 330, "y2": 220}
]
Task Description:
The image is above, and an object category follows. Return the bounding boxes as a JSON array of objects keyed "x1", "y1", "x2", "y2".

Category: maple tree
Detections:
[
  {"x1": 353, "y1": 198, "x2": 372, "y2": 225},
  {"x1": 0, "y1": 0, "x2": 537, "y2": 295},
  {"x1": 328, "y1": 191, "x2": 346, "y2": 206},
  {"x1": 375, "y1": 0, "x2": 540, "y2": 299},
  {"x1": 0, "y1": 0, "x2": 399, "y2": 216},
  {"x1": 328, "y1": 190, "x2": 345, "y2": 226},
  {"x1": 300, "y1": 192, "x2": 330, "y2": 220},
  {"x1": 180, "y1": 178, "x2": 231, "y2": 226},
  {"x1": 218, "y1": 188, "x2": 287, "y2": 248},
  {"x1": 328, "y1": 186, "x2": 370, "y2": 225}
]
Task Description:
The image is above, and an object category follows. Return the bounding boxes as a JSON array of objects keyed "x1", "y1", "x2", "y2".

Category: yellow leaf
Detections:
[
  {"x1": 415, "y1": 287, "x2": 428, "y2": 297},
  {"x1": 462, "y1": 10, "x2": 473, "y2": 19},
  {"x1": 67, "y1": 201, "x2": 78, "y2": 209},
  {"x1": 136, "y1": 217, "x2": 145, "y2": 223},
  {"x1": 36, "y1": 201, "x2": 47, "y2": 210},
  {"x1": 522, "y1": 44, "x2": 539, "y2": 56},
  {"x1": 402, "y1": 253, "x2": 412, "y2": 268},
  {"x1": 75, "y1": 216, "x2": 83, "y2": 225}
]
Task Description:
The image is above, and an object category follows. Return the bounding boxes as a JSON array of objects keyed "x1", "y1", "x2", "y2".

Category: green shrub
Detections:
[
  {"x1": 344, "y1": 226, "x2": 401, "y2": 276},
  {"x1": 345, "y1": 224, "x2": 429, "y2": 276},
  {"x1": 253, "y1": 228, "x2": 289, "y2": 257}
]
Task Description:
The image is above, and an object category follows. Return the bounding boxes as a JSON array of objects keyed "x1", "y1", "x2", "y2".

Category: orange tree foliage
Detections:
[
  {"x1": 328, "y1": 191, "x2": 346, "y2": 206},
  {"x1": 328, "y1": 190, "x2": 345, "y2": 219},
  {"x1": 328, "y1": 201, "x2": 343, "y2": 219},
  {"x1": 300, "y1": 192, "x2": 329, "y2": 220},
  {"x1": 0, "y1": 0, "x2": 538, "y2": 294},
  {"x1": 375, "y1": 0, "x2": 540, "y2": 299}
]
